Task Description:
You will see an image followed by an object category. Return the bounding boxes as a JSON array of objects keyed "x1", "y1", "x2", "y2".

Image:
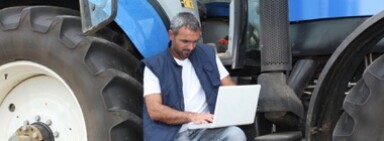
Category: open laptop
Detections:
[{"x1": 188, "y1": 84, "x2": 261, "y2": 129}]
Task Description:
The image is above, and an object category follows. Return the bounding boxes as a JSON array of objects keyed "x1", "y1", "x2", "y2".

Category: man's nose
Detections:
[{"x1": 187, "y1": 42, "x2": 195, "y2": 50}]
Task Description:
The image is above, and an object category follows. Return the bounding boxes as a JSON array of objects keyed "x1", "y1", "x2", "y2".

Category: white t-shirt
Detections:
[{"x1": 143, "y1": 55, "x2": 229, "y2": 132}]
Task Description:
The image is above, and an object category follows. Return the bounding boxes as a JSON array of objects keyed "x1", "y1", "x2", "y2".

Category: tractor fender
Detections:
[{"x1": 114, "y1": 0, "x2": 169, "y2": 58}]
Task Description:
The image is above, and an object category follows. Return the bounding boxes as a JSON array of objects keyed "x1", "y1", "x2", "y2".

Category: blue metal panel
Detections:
[
  {"x1": 290, "y1": 0, "x2": 384, "y2": 21},
  {"x1": 114, "y1": 0, "x2": 169, "y2": 58}
]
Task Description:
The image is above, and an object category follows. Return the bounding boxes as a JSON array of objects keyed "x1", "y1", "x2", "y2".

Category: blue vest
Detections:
[{"x1": 141, "y1": 44, "x2": 221, "y2": 141}]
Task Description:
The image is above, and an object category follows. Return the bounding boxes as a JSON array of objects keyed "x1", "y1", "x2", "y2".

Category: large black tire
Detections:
[
  {"x1": 0, "y1": 6, "x2": 142, "y2": 140},
  {"x1": 306, "y1": 10, "x2": 384, "y2": 141},
  {"x1": 333, "y1": 55, "x2": 384, "y2": 141}
]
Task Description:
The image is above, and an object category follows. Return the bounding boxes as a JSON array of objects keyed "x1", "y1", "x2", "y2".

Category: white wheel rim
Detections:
[{"x1": 0, "y1": 61, "x2": 87, "y2": 140}]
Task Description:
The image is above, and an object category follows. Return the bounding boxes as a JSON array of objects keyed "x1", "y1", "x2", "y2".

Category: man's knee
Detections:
[{"x1": 223, "y1": 126, "x2": 246, "y2": 141}]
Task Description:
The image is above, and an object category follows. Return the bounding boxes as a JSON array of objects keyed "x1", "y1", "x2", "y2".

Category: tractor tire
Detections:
[
  {"x1": 333, "y1": 55, "x2": 384, "y2": 141},
  {"x1": 0, "y1": 6, "x2": 143, "y2": 141},
  {"x1": 306, "y1": 9, "x2": 384, "y2": 141}
]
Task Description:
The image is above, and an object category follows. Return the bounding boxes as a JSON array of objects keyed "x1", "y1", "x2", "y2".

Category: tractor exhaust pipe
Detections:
[
  {"x1": 260, "y1": 0, "x2": 291, "y2": 71},
  {"x1": 257, "y1": 0, "x2": 304, "y2": 128}
]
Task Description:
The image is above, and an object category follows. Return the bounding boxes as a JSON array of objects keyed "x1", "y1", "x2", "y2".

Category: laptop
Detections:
[{"x1": 188, "y1": 84, "x2": 261, "y2": 129}]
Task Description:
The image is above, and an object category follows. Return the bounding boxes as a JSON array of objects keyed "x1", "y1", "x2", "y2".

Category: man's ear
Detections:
[{"x1": 169, "y1": 30, "x2": 175, "y2": 41}]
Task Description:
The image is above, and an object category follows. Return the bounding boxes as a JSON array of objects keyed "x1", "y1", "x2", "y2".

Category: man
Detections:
[{"x1": 142, "y1": 12, "x2": 246, "y2": 141}]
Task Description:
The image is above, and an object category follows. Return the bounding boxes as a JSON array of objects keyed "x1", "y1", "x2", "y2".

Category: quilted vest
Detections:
[{"x1": 141, "y1": 43, "x2": 221, "y2": 141}]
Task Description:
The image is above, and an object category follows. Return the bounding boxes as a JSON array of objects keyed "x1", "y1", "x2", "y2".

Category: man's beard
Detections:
[{"x1": 177, "y1": 48, "x2": 192, "y2": 59}]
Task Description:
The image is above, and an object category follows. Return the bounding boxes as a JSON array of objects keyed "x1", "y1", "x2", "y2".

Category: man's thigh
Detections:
[{"x1": 175, "y1": 126, "x2": 246, "y2": 141}]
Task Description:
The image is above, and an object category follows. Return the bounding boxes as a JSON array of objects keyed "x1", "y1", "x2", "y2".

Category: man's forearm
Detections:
[
  {"x1": 145, "y1": 94, "x2": 214, "y2": 125},
  {"x1": 149, "y1": 103, "x2": 192, "y2": 125}
]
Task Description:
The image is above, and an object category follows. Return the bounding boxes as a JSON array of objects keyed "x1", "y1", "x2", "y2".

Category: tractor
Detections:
[{"x1": 1, "y1": 0, "x2": 384, "y2": 140}]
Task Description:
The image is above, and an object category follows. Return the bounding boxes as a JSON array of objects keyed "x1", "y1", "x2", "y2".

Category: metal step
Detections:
[{"x1": 254, "y1": 131, "x2": 302, "y2": 141}]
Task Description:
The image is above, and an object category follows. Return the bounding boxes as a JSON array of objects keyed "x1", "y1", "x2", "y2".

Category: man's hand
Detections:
[
  {"x1": 189, "y1": 113, "x2": 214, "y2": 124},
  {"x1": 146, "y1": 94, "x2": 213, "y2": 125}
]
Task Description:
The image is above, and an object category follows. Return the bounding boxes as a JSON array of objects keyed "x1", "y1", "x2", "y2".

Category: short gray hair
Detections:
[{"x1": 170, "y1": 12, "x2": 201, "y2": 35}]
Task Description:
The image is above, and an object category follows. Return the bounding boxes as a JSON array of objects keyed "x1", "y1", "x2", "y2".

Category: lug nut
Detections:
[
  {"x1": 21, "y1": 125, "x2": 29, "y2": 132},
  {"x1": 46, "y1": 120, "x2": 52, "y2": 126},
  {"x1": 53, "y1": 131, "x2": 59, "y2": 138},
  {"x1": 35, "y1": 115, "x2": 41, "y2": 121},
  {"x1": 23, "y1": 120, "x2": 30, "y2": 125}
]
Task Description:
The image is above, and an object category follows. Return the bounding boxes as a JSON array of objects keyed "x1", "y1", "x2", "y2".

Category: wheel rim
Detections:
[{"x1": 0, "y1": 61, "x2": 87, "y2": 140}]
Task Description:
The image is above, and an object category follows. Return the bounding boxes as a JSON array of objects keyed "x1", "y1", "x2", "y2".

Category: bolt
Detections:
[
  {"x1": 35, "y1": 115, "x2": 41, "y2": 121},
  {"x1": 32, "y1": 132, "x2": 39, "y2": 139},
  {"x1": 23, "y1": 120, "x2": 30, "y2": 125},
  {"x1": 53, "y1": 131, "x2": 59, "y2": 138},
  {"x1": 46, "y1": 120, "x2": 52, "y2": 126},
  {"x1": 91, "y1": 4, "x2": 96, "y2": 11},
  {"x1": 21, "y1": 125, "x2": 29, "y2": 132}
]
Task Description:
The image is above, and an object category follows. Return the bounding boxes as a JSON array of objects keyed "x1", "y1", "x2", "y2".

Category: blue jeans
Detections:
[{"x1": 174, "y1": 126, "x2": 246, "y2": 141}]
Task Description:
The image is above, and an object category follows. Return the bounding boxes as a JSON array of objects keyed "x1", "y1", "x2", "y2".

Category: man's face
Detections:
[{"x1": 169, "y1": 26, "x2": 201, "y2": 60}]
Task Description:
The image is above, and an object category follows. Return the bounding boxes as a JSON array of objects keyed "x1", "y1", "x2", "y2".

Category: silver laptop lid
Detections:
[
  {"x1": 212, "y1": 84, "x2": 261, "y2": 127},
  {"x1": 188, "y1": 84, "x2": 261, "y2": 129}
]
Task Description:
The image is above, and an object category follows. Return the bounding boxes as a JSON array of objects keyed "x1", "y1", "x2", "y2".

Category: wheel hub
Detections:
[
  {"x1": 9, "y1": 122, "x2": 55, "y2": 141},
  {"x1": 0, "y1": 61, "x2": 87, "y2": 140}
]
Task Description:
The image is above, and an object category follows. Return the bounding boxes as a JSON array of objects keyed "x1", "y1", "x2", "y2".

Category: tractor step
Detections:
[{"x1": 254, "y1": 131, "x2": 302, "y2": 141}]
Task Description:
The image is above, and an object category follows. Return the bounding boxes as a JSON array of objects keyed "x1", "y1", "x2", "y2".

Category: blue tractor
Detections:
[{"x1": 1, "y1": 0, "x2": 384, "y2": 140}]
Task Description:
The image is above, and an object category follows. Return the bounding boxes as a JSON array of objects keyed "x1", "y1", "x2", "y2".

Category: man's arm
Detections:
[
  {"x1": 145, "y1": 93, "x2": 214, "y2": 125},
  {"x1": 215, "y1": 54, "x2": 236, "y2": 86},
  {"x1": 221, "y1": 75, "x2": 236, "y2": 86}
]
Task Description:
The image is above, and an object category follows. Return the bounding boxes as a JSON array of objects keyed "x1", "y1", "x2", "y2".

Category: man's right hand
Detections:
[
  {"x1": 189, "y1": 113, "x2": 214, "y2": 124},
  {"x1": 146, "y1": 94, "x2": 213, "y2": 125}
]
